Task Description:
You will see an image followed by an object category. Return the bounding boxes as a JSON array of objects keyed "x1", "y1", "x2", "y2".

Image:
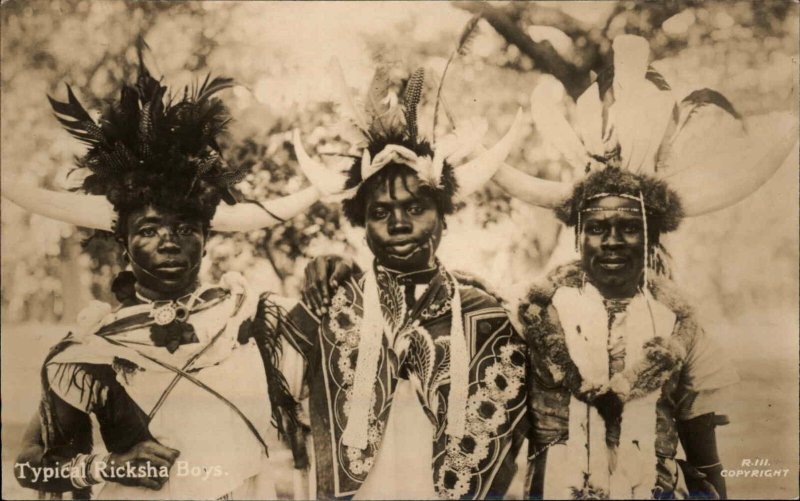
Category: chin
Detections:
[{"x1": 378, "y1": 248, "x2": 427, "y2": 270}]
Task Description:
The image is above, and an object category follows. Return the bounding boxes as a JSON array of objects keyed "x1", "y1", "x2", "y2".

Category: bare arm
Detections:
[
  {"x1": 677, "y1": 412, "x2": 727, "y2": 499},
  {"x1": 15, "y1": 413, "x2": 75, "y2": 493},
  {"x1": 16, "y1": 394, "x2": 180, "y2": 493}
]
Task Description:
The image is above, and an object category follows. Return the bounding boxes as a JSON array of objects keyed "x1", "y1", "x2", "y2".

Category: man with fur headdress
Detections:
[
  {"x1": 278, "y1": 62, "x2": 530, "y2": 499},
  {"x1": 519, "y1": 168, "x2": 737, "y2": 499},
  {"x1": 489, "y1": 35, "x2": 796, "y2": 499},
  {"x1": 9, "y1": 49, "x2": 326, "y2": 500}
]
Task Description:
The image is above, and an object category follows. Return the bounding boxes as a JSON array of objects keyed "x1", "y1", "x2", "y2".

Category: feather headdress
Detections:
[
  {"x1": 3, "y1": 44, "x2": 326, "y2": 232},
  {"x1": 292, "y1": 26, "x2": 523, "y2": 209},
  {"x1": 48, "y1": 48, "x2": 240, "y2": 227},
  {"x1": 293, "y1": 59, "x2": 523, "y2": 203},
  {"x1": 495, "y1": 34, "x2": 798, "y2": 219}
]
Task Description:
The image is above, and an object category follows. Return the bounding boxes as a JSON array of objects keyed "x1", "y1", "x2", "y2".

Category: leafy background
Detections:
[{"x1": 1, "y1": 1, "x2": 797, "y2": 498}]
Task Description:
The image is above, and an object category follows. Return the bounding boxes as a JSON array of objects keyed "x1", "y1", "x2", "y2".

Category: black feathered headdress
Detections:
[{"x1": 48, "y1": 45, "x2": 242, "y2": 230}]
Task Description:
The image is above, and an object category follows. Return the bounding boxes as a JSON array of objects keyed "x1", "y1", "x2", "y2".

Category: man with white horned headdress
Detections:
[
  {"x1": 6, "y1": 47, "x2": 331, "y2": 500},
  {"x1": 281, "y1": 59, "x2": 531, "y2": 499},
  {"x1": 489, "y1": 35, "x2": 797, "y2": 499}
]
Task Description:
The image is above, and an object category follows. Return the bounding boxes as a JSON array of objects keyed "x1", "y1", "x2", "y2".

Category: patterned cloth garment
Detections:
[{"x1": 277, "y1": 262, "x2": 529, "y2": 500}]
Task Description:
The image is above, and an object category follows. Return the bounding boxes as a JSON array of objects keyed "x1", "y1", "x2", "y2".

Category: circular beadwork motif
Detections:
[{"x1": 152, "y1": 303, "x2": 178, "y2": 325}]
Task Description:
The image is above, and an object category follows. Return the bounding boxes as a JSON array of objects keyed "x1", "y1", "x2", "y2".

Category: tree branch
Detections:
[{"x1": 454, "y1": 1, "x2": 591, "y2": 99}]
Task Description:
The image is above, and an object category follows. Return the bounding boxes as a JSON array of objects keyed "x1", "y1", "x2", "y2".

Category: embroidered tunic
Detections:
[
  {"x1": 520, "y1": 262, "x2": 738, "y2": 498},
  {"x1": 279, "y1": 264, "x2": 528, "y2": 499},
  {"x1": 38, "y1": 276, "x2": 292, "y2": 500}
]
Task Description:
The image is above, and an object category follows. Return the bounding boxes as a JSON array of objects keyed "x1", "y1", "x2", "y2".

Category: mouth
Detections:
[
  {"x1": 596, "y1": 256, "x2": 628, "y2": 271},
  {"x1": 154, "y1": 262, "x2": 189, "y2": 274},
  {"x1": 385, "y1": 240, "x2": 424, "y2": 257}
]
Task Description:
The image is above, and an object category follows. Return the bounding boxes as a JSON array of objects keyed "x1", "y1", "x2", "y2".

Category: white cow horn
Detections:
[
  {"x1": 491, "y1": 163, "x2": 572, "y2": 209},
  {"x1": 2, "y1": 179, "x2": 115, "y2": 231},
  {"x1": 665, "y1": 112, "x2": 798, "y2": 216},
  {"x1": 1, "y1": 178, "x2": 324, "y2": 233},
  {"x1": 209, "y1": 186, "x2": 322, "y2": 232},
  {"x1": 2, "y1": 153, "x2": 329, "y2": 233},
  {"x1": 292, "y1": 129, "x2": 348, "y2": 196},
  {"x1": 454, "y1": 108, "x2": 525, "y2": 197}
]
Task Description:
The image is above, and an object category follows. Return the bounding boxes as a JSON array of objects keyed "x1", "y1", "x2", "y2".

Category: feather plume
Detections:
[
  {"x1": 327, "y1": 58, "x2": 371, "y2": 141},
  {"x1": 193, "y1": 74, "x2": 235, "y2": 104},
  {"x1": 433, "y1": 13, "x2": 481, "y2": 142},
  {"x1": 403, "y1": 67, "x2": 425, "y2": 142},
  {"x1": 48, "y1": 85, "x2": 105, "y2": 147},
  {"x1": 49, "y1": 40, "x2": 241, "y2": 217},
  {"x1": 658, "y1": 88, "x2": 745, "y2": 177},
  {"x1": 529, "y1": 76, "x2": 590, "y2": 171},
  {"x1": 364, "y1": 65, "x2": 402, "y2": 137}
]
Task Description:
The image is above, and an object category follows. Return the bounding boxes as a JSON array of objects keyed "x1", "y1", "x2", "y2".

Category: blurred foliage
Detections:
[{"x1": 1, "y1": 0, "x2": 797, "y2": 349}]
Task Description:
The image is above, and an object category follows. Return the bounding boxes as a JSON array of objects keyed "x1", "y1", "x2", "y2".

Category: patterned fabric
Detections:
[
  {"x1": 520, "y1": 261, "x2": 738, "y2": 495},
  {"x1": 279, "y1": 263, "x2": 528, "y2": 499}
]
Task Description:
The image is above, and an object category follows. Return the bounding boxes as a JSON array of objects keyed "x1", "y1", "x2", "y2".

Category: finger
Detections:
[
  {"x1": 137, "y1": 454, "x2": 171, "y2": 471},
  {"x1": 144, "y1": 442, "x2": 180, "y2": 463},
  {"x1": 155, "y1": 448, "x2": 180, "y2": 464},
  {"x1": 306, "y1": 262, "x2": 326, "y2": 315},
  {"x1": 309, "y1": 286, "x2": 324, "y2": 317},
  {"x1": 316, "y1": 258, "x2": 330, "y2": 306},
  {"x1": 140, "y1": 477, "x2": 163, "y2": 490},
  {"x1": 302, "y1": 268, "x2": 320, "y2": 314},
  {"x1": 330, "y1": 262, "x2": 352, "y2": 294}
]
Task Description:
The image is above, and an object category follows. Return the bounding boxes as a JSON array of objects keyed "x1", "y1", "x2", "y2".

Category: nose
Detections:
[
  {"x1": 157, "y1": 228, "x2": 181, "y2": 253},
  {"x1": 602, "y1": 226, "x2": 624, "y2": 249},
  {"x1": 387, "y1": 208, "x2": 412, "y2": 235}
]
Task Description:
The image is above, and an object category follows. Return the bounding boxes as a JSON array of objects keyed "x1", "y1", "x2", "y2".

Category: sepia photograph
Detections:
[{"x1": 1, "y1": 1, "x2": 798, "y2": 499}]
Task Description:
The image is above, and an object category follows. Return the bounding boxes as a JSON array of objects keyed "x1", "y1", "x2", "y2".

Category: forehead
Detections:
[
  {"x1": 366, "y1": 171, "x2": 431, "y2": 205},
  {"x1": 127, "y1": 205, "x2": 202, "y2": 226},
  {"x1": 582, "y1": 196, "x2": 642, "y2": 222}
]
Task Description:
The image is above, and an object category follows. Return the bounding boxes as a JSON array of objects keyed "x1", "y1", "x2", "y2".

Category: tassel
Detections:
[
  {"x1": 445, "y1": 274, "x2": 468, "y2": 440},
  {"x1": 342, "y1": 268, "x2": 385, "y2": 449}
]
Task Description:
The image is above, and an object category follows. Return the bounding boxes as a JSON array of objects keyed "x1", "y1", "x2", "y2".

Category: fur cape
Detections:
[{"x1": 518, "y1": 261, "x2": 696, "y2": 404}]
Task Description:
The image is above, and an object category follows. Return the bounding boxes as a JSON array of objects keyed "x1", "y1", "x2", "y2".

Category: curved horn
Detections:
[
  {"x1": 292, "y1": 129, "x2": 348, "y2": 196},
  {"x1": 454, "y1": 108, "x2": 524, "y2": 197},
  {"x1": 492, "y1": 162, "x2": 572, "y2": 209},
  {"x1": 666, "y1": 112, "x2": 798, "y2": 216},
  {"x1": 1, "y1": 179, "x2": 324, "y2": 233},
  {"x1": 2, "y1": 179, "x2": 115, "y2": 230},
  {"x1": 529, "y1": 76, "x2": 589, "y2": 171},
  {"x1": 210, "y1": 186, "x2": 321, "y2": 232}
]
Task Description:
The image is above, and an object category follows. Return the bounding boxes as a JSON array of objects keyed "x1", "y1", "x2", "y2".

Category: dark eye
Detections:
[
  {"x1": 370, "y1": 207, "x2": 388, "y2": 220},
  {"x1": 177, "y1": 225, "x2": 197, "y2": 236},
  {"x1": 623, "y1": 222, "x2": 642, "y2": 234},
  {"x1": 585, "y1": 223, "x2": 604, "y2": 235},
  {"x1": 139, "y1": 227, "x2": 157, "y2": 237},
  {"x1": 407, "y1": 205, "x2": 425, "y2": 216}
]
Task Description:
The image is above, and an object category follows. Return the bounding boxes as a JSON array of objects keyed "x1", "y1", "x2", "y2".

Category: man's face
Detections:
[
  {"x1": 580, "y1": 196, "x2": 645, "y2": 299},
  {"x1": 364, "y1": 171, "x2": 444, "y2": 273},
  {"x1": 124, "y1": 205, "x2": 206, "y2": 296}
]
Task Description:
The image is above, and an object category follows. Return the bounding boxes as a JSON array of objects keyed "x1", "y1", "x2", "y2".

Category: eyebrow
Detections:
[
  {"x1": 132, "y1": 216, "x2": 201, "y2": 226},
  {"x1": 133, "y1": 216, "x2": 163, "y2": 226},
  {"x1": 370, "y1": 196, "x2": 428, "y2": 208}
]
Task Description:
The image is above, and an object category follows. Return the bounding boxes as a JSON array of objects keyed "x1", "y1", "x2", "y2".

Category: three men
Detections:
[{"x1": 6, "y1": 31, "x2": 795, "y2": 501}]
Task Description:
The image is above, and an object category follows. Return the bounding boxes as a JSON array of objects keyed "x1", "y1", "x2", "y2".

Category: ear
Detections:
[{"x1": 117, "y1": 238, "x2": 130, "y2": 262}]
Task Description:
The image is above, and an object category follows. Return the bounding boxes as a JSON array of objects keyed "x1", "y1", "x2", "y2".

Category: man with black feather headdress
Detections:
[
  {"x1": 277, "y1": 58, "x2": 531, "y2": 499},
  {"x1": 10, "y1": 48, "x2": 328, "y2": 500}
]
